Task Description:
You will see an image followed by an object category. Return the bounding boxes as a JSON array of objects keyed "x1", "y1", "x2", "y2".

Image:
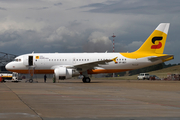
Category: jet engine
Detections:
[{"x1": 54, "y1": 67, "x2": 79, "y2": 80}]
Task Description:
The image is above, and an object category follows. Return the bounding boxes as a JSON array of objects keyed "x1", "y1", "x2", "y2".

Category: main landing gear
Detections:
[{"x1": 82, "y1": 77, "x2": 91, "y2": 83}]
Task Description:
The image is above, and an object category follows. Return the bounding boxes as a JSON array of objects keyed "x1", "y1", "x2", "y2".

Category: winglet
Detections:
[{"x1": 112, "y1": 57, "x2": 118, "y2": 63}]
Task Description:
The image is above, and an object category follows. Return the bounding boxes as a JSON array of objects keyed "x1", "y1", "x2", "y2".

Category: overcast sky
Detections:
[{"x1": 0, "y1": 0, "x2": 180, "y2": 64}]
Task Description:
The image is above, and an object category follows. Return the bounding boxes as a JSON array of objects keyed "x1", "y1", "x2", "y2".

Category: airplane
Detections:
[{"x1": 5, "y1": 23, "x2": 173, "y2": 83}]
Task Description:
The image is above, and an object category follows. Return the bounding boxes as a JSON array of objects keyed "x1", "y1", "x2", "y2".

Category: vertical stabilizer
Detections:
[{"x1": 135, "y1": 23, "x2": 170, "y2": 54}]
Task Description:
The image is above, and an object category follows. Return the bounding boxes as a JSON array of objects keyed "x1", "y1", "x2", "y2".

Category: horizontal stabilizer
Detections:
[{"x1": 148, "y1": 55, "x2": 174, "y2": 62}]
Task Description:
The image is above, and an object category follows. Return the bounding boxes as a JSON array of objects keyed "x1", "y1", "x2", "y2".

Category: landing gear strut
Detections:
[{"x1": 82, "y1": 77, "x2": 91, "y2": 83}]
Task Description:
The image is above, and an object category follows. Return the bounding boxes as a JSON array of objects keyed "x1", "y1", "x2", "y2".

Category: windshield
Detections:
[{"x1": 14, "y1": 58, "x2": 21, "y2": 62}]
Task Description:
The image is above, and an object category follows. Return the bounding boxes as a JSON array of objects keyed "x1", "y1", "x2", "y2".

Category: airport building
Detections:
[{"x1": 0, "y1": 52, "x2": 16, "y2": 71}]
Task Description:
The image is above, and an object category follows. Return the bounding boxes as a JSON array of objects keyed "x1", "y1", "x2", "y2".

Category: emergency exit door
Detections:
[{"x1": 29, "y1": 56, "x2": 33, "y2": 66}]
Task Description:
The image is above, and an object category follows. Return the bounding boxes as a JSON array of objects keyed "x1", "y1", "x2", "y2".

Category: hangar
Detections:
[{"x1": 0, "y1": 52, "x2": 16, "y2": 71}]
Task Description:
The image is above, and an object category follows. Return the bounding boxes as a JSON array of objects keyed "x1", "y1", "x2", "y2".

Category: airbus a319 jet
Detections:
[{"x1": 5, "y1": 23, "x2": 173, "y2": 83}]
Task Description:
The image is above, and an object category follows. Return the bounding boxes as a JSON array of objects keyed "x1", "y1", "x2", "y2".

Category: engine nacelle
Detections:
[{"x1": 54, "y1": 67, "x2": 79, "y2": 80}]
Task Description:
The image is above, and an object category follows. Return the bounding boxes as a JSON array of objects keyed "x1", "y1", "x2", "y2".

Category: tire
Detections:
[
  {"x1": 82, "y1": 77, "x2": 91, "y2": 83},
  {"x1": 2, "y1": 79, "x2": 6, "y2": 82},
  {"x1": 29, "y1": 79, "x2": 33, "y2": 83},
  {"x1": 82, "y1": 78, "x2": 85, "y2": 83}
]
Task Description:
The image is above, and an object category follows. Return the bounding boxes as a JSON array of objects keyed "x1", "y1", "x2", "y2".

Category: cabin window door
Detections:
[{"x1": 29, "y1": 56, "x2": 33, "y2": 66}]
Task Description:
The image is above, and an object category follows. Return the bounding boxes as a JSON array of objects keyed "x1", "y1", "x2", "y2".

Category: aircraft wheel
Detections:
[
  {"x1": 29, "y1": 79, "x2": 33, "y2": 83},
  {"x1": 82, "y1": 77, "x2": 91, "y2": 83},
  {"x1": 2, "y1": 79, "x2": 6, "y2": 82}
]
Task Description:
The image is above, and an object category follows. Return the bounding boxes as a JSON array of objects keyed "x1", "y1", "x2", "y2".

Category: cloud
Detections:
[
  {"x1": 83, "y1": 32, "x2": 112, "y2": 52},
  {"x1": 54, "y1": 3, "x2": 62, "y2": 6},
  {"x1": 29, "y1": 7, "x2": 49, "y2": 10},
  {"x1": 0, "y1": 7, "x2": 7, "y2": 10},
  {"x1": 46, "y1": 26, "x2": 80, "y2": 42},
  {"x1": 79, "y1": 3, "x2": 106, "y2": 8},
  {"x1": 0, "y1": 19, "x2": 47, "y2": 32},
  {"x1": 79, "y1": 0, "x2": 180, "y2": 15},
  {"x1": 126, "y1": 41, "x2": 143, "y2": 52}
]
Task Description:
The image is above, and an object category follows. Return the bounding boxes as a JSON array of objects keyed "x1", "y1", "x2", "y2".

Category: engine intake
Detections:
[{"x1": 54, "y1": 67, "x2": 79, "y2": 80}]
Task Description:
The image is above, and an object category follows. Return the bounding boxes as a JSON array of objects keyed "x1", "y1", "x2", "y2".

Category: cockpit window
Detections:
[
  {"x1": 14, "y1": 59, "x2": 18, "y2": 61},
  {"x1": 14, "y1": 59, "x2": 21, "y2": 62}
]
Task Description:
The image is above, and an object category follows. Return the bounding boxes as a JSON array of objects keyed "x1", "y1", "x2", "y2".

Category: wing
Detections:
[
  {"x1": 67, "y1": 57, "x2": 117, "y2": 72},
  {"x1": 148, "y1": 55, "x2": 174, "y2": 62}
]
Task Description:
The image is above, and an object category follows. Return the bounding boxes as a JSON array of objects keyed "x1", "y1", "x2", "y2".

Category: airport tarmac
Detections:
[{"x1": 0, "y1": 79, "x2": 180, "y2": 120}]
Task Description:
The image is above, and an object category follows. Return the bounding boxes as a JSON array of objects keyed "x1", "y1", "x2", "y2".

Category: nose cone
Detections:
[{"x1": 5, "y1": 62, "x2": 12, "y2": 70}]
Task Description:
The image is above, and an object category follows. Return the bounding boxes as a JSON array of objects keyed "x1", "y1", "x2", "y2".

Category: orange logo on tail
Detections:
[{"x1": 151, "y1": 37, "x2": 163, "y2": 49}]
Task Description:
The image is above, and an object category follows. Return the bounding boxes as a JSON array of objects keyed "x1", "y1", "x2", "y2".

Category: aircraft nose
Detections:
[{"x1": 5, "y1": 62, "x2": 12, "y2": 70}]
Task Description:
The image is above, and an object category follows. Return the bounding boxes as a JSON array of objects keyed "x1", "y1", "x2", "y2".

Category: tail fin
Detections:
[{"x1": 135, "y1": 23, "x2": 170, "y2": 54}]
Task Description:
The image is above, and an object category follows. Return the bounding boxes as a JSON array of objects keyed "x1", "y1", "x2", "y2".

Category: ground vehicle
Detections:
[
  {"x1": 0, "y1": 72, "x2": 13, "y2": 82},
  {"x1": 149, "y1": 75, "x2": 161, "y2": 80},
  {"x1": 137, "y1": 73, "x2": 150, "y2": 80},
  {"x1": 0, "y1": 72, "x2": 22, "y2": 82}
]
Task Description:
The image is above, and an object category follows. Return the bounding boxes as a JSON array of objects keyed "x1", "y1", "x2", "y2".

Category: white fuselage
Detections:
[{"x1": 5, "y1": 52, "x2": 162, "y2": 75}]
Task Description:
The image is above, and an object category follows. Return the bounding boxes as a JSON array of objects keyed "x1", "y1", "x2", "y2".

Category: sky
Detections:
[{"x1": 0, "y1": 0, "x2": 180, "y2": 64}]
